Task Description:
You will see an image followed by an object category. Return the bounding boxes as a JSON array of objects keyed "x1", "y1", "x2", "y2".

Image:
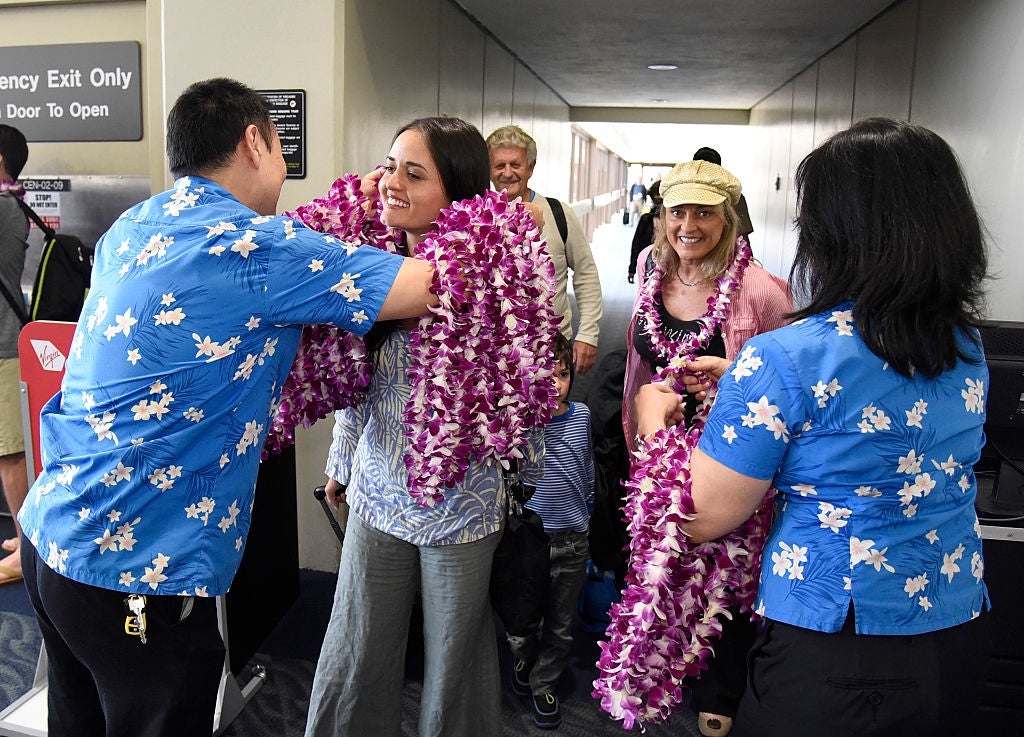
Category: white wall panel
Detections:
[
  {"x1": 912, "y1": 0, "x2": 1024, "y2": 320},
  {"x1": 813, "y1": 37, "x2": 856, "y2": 146},
  {"x1": 511, "y1": 62, "x2": 539, "y2": 134},
  {"x1": 341, "y1": 0, "x2": 440, "y2": 175},
  {"x1": 482, "y1": 38, "x2": 515, "y2": 137},
  {"x1": 853, "y1": 0, "x2": 916, "y2": 122},
  {"x1": 750, "y1": 86, "x2": 792, "y2": 278},
  {"x1": 751, "y1": 0, "x2": 1023, "y2": 321},
  {"x1": 164, "y1": 0, "x2": 338, "y2": 207},
  {"x1": 439, "y1": 1, "x2": 485, "y2": 130},
  {"x1": 783, "y1": 67, "x2": 818, "y2": 282},
  {"x1": 538, "y1": 86, "x2": 572, "y2": 201}
]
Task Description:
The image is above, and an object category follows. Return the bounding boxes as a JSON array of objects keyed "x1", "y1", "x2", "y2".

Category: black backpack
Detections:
[
  {"x1": 545, "y1": 196, "x2": 569, "y2": 244},
  {"x1": 14, "y1": 198, "x2": 93, "y2": 323}
]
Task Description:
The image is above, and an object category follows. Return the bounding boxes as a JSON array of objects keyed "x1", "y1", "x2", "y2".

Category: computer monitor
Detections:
[{"x1": 975, "y1": 321, "x2": 1024, "y2": 521}]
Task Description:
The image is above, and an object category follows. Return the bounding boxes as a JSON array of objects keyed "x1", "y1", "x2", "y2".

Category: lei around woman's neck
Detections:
[{"x1": 638, "y1": 235, "x2": 752, "y2": 396}]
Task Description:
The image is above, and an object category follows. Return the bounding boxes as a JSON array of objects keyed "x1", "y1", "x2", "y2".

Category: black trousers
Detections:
[
  {"x1": 732, "y1": 612, "x2": 992, "y2": 737},
  {"x1": 22, "y1": 539, "x2": 226, "y2": 737},
  {"x1": 690, "y1": 609, "x2": 758, "y2": 717}
]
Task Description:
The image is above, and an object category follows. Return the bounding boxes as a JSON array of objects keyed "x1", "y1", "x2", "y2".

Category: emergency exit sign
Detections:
[{"x1": 0, "y1": 41, "x2": 142, "y2": 142}]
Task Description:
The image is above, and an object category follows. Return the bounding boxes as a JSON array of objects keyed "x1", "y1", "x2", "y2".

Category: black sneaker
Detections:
[
  {"x1": 511, "y1": 658, "x2": 532, "y2": 696},
  {"x1": 532, "y1": 692, "x2": 561, "y2": 729}
]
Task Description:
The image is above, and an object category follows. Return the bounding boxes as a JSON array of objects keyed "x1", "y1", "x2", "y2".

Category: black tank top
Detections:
[{"x1": 634, "y1": 294, "x2": 726, "y2": 423}]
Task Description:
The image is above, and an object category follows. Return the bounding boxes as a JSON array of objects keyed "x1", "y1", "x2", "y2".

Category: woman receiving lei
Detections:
[
  {"x1": 602, "y1": 159, "x2": 792, "y2": 735},
  {"x1": 265, "y1": 116, "x2": 560, "y2": 737}
]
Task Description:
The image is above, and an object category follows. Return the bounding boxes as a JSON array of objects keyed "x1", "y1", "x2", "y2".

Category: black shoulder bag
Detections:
[
  {"x1": 490, "y1": 459, "x2": 551, "y2": 637},
  {"x1": 15, "y1": 198, "x2": 93, "y2": 322}
]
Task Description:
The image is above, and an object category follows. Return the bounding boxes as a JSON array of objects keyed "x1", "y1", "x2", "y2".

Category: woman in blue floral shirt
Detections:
[{"x1": 636, "y1": 118, "x2": 991, "y2": 737}]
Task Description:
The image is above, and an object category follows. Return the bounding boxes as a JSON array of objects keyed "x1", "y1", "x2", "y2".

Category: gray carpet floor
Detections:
[{"x1": 0, "y1": 601, "x2": 700, "y2": 736}]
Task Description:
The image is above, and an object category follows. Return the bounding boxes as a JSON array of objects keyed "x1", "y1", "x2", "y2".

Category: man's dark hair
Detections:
[
  {"x1": 692, "y1": 146, "x2": 722, "y2": 166},
  {"x1": 166, "y1": 78, "x2": 276, "y2": 178},
  {"x1": 790, "y1": 117, "x2": 987, "y2": 378},
  {"x1": 0, "y1": 124, "x2": 29, "y2": 180},
  {"x1": 393, "y1": 117, "x2": 490, "y2": 203}
]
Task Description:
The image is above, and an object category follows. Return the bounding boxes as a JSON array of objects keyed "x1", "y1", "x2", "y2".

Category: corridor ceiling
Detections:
[{"x1": 455, "y1": 0, "x2": 897, "y2": 110}]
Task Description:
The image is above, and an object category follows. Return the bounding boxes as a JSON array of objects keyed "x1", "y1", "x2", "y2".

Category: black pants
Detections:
[
  {"x1": 732, "y1": 612, "x2": 992, "y2": 737},
  {"x1": 690, "y1": 610, "x2": 758, "y2": 716},
  {"x1": 22, "y1": 539, "x2": 226, "y2": 737}
]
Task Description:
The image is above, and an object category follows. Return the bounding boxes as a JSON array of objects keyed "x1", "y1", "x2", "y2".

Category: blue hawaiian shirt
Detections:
[
  {"x1": 700, "y1": 305, "x2": 990, "y2": 636},
  {"x1": 19, "y1": 176, "x2": 403, "y2": 596}
]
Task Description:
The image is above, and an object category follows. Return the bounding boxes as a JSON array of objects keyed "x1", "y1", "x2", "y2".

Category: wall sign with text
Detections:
[
  {"x1": 259, "y1": 89, "x2": 306, "y2": 179},
  {"x1": 0, "y1": 41, "x2": 142, "y2": 142}
]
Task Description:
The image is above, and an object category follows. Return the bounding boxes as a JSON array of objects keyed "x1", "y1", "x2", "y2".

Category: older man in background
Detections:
[{"x1": 486, "y1": 125, "x2": 602, "y2": 375}]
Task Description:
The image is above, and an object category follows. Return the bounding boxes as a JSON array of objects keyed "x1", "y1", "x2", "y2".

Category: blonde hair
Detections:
[
  {"x1": 651, "y1": 201, "x2": 738, "y2": 280},
  {"x1": 485, "y1": 124, "x2": 538, "y2": 163}
]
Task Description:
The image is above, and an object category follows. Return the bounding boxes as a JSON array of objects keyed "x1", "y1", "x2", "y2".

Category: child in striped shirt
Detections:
[{"x1": 508, "y1": 332, "x2": 595, "y2": 729}]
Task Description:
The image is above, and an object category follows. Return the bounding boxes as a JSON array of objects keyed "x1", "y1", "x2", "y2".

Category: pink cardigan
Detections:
[{"x1": 622, "y1": 245, "x2": 793, "y2": 452}]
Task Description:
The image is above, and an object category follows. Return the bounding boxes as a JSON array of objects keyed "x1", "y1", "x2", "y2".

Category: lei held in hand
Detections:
[
  {"x1": 593, "y1": 235, "x2": 775, "y2": 730},
  {"x1": 263, "y1": 176, "x2": 560, "y2": 507}
]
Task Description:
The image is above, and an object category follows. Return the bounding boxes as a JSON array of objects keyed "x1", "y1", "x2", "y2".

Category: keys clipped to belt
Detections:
[{"x1": 124, "y1": 594, "x2": 148, "y2": 644}]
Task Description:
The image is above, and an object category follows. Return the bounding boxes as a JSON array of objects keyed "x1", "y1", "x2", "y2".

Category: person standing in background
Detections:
[
  {"x1": 628, "y1": 179, "x2": 661, "y2": 283},
  {"x1": 0, "y1": 123, "x2": 29, "y2": 587},
  {"x1": 487, "y1": 125, "x2": 603, "y2": 375},
  {"x1": 508, "y1": 331, "x2": 595, "y2": 730},
  {"x1": 692, "y1": 147, "x2": 753, "y2": 243},
  {"x1": 627, "y1": 175, "x2": 648, "y2": 226},
  {"x1": 621, "y1": 159, "x2": 792, "y2": 737}
]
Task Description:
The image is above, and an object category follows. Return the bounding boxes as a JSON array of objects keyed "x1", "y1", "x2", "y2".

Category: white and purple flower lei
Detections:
[
  {"x1": 593, "y1": 236, "x2": 775, "y2": 730},
  {"x1": 0, "y1": 180, "x2": 25, "y2": 199},
  {"x1": 639, "y1": 235, "x2": 752, "y2": 393},
  {"x1": 263, "y1": 176, "x2": 560, "y2": 507}
]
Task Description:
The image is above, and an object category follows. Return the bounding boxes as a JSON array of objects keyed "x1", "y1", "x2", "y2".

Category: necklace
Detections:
[
  {"x1": 676, "y1": 272, "x2": 707, "y2": 287},
  {"x1": 638, "y1": 237, "x2": 753, "y2": 389}
]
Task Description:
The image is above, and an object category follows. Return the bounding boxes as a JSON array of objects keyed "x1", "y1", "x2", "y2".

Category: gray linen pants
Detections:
[{"x1": 304, "y1": 513, "x2": 502, "y2": 737}]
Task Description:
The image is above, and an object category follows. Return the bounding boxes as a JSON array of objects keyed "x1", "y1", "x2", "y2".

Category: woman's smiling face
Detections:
[
  {"x1": 378, "y1": 129, "x2": 450, "y2": 243},
  {"x1": 664, "y1": 203, "x2": 726, "y2": 265}
]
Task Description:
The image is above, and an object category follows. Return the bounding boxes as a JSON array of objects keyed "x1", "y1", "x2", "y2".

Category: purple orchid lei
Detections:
[
  {"x1": 404, "y1": 193, "x2": 560, "y2": 505},
  {"x1": 593, "y1": 236, "x2": 776, "y2": 729},
  {"x1": 0, "y1": 180, "x2": 25, "y2": 199},
  {"x1": 263, "y1": 176, "x2": 560, "y2": 507},
  {"x1": 639, "y1": 235, "x2": 752, "y2": 393},
  {"x1": 263, "y1": 175, "x2": 400, "y2": 459}
]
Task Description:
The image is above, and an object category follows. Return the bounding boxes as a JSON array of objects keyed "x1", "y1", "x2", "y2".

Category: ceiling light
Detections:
[
  {"x1": 647, "y1": 63, "x2": 678, "y2": 71},
  {"x1": 651, "y1": 98, "x2": 669, "y2": 103}
]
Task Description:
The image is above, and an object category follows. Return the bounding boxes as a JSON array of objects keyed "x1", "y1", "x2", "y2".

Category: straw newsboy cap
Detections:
[{"x1": 660, "y1": 160, "x2": 741, "y2": 208}]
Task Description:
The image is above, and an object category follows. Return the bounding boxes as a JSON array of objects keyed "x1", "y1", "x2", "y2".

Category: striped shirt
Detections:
[{"x1": 527, "y1": 401, "x2": 595, "y2": 533}]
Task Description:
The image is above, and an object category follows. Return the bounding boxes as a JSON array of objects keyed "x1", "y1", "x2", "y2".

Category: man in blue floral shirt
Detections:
[{"x1": 17, "y1": 78, "x2": 437, "y2": 737}]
